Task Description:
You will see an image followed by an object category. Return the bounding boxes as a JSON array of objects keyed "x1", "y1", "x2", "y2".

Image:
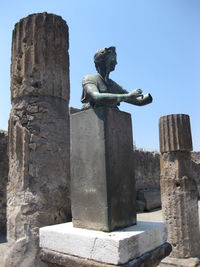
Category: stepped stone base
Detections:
[{"x1": 40, "y1": 221, "x2": 170, "y2": 266}]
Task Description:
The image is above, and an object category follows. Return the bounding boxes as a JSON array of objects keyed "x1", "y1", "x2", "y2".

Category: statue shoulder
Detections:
[{"x1": 82, "y1": 74, "x2": 101, "y2": 86}]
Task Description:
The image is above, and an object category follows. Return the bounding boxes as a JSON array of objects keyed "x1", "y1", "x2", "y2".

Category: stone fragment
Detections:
[{"x1": 5, "y1": 13, "x2": 71, "y2": 267}]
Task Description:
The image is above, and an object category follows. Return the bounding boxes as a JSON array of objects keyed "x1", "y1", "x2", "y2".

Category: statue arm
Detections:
[
  {"x1": 108, "y1": 80, "x2": 152, "y2": 106},
  {"x1": 83, "y1": 83, "x2": 130, "y2": 105},
  {"x1": 109, "y1": 80, "x2": 153, "y2": 106},
  {"x1": 82, "y1": 78, "x2": 152, "y2": 106}
]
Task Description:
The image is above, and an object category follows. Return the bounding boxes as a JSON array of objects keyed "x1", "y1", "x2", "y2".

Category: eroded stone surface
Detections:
[
  {"x1": 11, "y1": 13, "x2": 69, "y2": 101},
  {"x1": 5, "y1": 13, "x2": 71, "y2": 267},
  {"x1": 159, "y1": 114, "x2": 193, "y2": 153},
  {"x1": 134, "y1": 150, "x2": 160, "y2": 191},
  {"x1": 191, "y1": 152, "x2": 200, "y2": 198},
  {"x1": 160, "y1": 152, "x2": 200, "y2": 258},
  {"x1": 0, "y1": 130, "x2": 8, "y2": 236},
  {"x1": 134, "y1": 150, "x2": 160, "y2": 212},
  {"x1": 159, "y1": 114, "x2": 200, "y2": 259}
]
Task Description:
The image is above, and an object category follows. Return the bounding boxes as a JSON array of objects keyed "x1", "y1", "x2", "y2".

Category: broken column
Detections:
[
  {"x1": 159, "y1": 114, "x2": 200, "y2": 266},
  {"x1": 5, "y1": 13, "x2": 71, "y2": 267}
]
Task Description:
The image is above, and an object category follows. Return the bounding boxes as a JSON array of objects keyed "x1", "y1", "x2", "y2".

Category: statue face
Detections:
[{"x1": 105, "y1": 52, "x2": 117, "y2": 72}]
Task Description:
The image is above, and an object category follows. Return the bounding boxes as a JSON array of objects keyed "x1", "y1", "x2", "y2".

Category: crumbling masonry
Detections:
[
  {"x1": 159, "y1": 114, "x2": 200, "y2": 265},
  {"x1": 0, "y1": 130, "x2": 8, "y2": 236}
]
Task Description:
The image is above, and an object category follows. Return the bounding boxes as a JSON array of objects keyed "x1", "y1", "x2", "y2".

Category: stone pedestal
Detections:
[
  {"x1": 159, "y1": 114, "x2": 200, "y2": 262},
  {"x1": 39, "y1": 221, "x2": 171, "y2": 267},
  {"x1": 70, "y1": 107, "x2": 136, "y2": 232},
  {"x1": 5, "y1": 13, "x2": 71, "y2": 267}
]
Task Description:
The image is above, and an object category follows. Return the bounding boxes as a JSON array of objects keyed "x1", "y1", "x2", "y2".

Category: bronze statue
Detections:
[{"x1": 81, "y1": 46, "x2": 152, "y2": 108}]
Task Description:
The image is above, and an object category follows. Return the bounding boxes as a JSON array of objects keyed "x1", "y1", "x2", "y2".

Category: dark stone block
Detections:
[
  {"x1": 40, "y1": 243, "x2": 172, "y2": 267},
  {"x1": 70, "y1": 107, "x2": 136, "y2": 231}
]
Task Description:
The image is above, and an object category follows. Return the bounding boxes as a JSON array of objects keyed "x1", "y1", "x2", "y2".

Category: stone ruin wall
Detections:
[
  {"x1": 0, "y1": 130, "x2": 8, "y2": 235},
  {"x1": 133, "y1": 150, "x2": 161, "y2": 211},
  {"x1": 133, "y1": 150, "x2": 160, "y2": 190},
  {"x1": 134, "y1": 150, "x2": 200, "y2": 193}
]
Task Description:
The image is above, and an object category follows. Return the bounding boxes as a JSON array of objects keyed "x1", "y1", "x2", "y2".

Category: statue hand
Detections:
[{"x1": 128, "y1": 88, "x2": 143, "y2": 99}]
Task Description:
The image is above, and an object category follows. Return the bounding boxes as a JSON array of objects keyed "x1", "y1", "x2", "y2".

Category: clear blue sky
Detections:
[{"x1": 0, "y1": 0, "x2": 199, "y2": 151}]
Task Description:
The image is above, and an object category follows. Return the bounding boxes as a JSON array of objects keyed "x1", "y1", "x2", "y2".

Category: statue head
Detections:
[{"x1": 94, "y1": 46, "x2": 117, "y2": 74}]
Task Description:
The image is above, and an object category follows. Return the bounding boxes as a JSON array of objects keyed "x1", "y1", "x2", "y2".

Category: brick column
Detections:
[
  {"x1": 159, "y1": 114, "x2": 200, "y2": 259},
  {"x1": 5, "y1": 13, "x2": 71, "y2": 267}
]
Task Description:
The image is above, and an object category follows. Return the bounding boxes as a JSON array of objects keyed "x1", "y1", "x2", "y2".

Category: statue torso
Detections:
[{"x1": 81, "y1": 74, "x2": 126, "y2": 108}]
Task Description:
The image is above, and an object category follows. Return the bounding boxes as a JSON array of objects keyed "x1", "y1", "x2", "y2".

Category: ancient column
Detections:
[
  {"x1": 159, "y1": 114, "x2": 200, "y2": 261},
  {"x1": 5, "y1": 13, "x2": 71, "y2": 267}
]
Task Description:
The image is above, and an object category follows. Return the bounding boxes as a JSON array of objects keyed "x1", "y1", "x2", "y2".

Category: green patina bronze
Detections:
[{"x1": 81, "y1": 46, "x2": 153, "y2": 108}]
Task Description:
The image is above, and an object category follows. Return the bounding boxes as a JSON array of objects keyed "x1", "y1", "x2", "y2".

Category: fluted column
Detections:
[
  {"x1": 159, "y1": 114, "x2": 200, "y2": 259},
  {"x1": 159, "y1": 114, "x2": 192, "y2": 153},
  {"x1": 11, "y1": 12, "x2": 69, "y2": 101},
  {"x1": 5, "y1": 13, "x2": 71, "y2": 267}
]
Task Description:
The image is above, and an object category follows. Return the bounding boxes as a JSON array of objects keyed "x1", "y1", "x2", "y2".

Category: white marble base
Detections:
[{"x1": 39, "y1": 221, "x2": 167, "y2": 265}]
